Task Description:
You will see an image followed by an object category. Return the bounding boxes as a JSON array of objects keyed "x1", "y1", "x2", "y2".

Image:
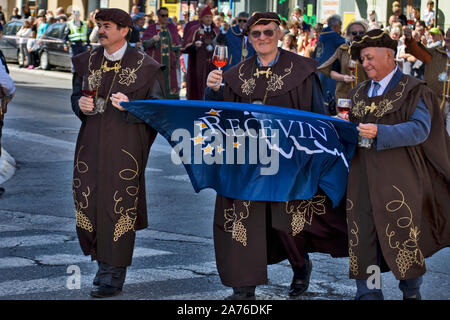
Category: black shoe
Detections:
[
  {"x1": 289, "y1": 260, "x2": 312, "y2": 297},
  {"x1": 93, "y1": 279, "x2": 100, "y2": 286},
  {"x1": 90, "y1": 284, "x2": 122, "y2": 298},
  {"x1": 225, "y1": 286, "x2": 256, "y2": 300},
  {"x1": 0, "y1": 187, "x2": 4, "y2": 197},
  {"x1": 403, "y1": 293, "x2": 421, "y2": 300}
]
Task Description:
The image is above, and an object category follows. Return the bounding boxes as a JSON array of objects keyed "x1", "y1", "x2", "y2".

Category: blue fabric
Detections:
[
  {"x1": 367, "y1": 69, "x2": 432, "y2": 151},
  {"x1": 315, "y1": 28, "x2": 345, "y2": 102},
  {"x1": 222, "y1": 25, "x2": 255, "y2": 72},
  {"x1": 123, "y1": 99, "x2": 358, "y2": 206},
  {"x1": 370, "y1": 82, "x2": 381, "y2": 97}
]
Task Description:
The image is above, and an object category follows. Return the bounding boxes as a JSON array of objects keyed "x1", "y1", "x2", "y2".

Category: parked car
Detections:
[
  {"x1": 38, "y1": 22, "x2": 71, "y2": 70},
  {"x1": 0, "y1": 19, "x2": 24, "y2": 64}
]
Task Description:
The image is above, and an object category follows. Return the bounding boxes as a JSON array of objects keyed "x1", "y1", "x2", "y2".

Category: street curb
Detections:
[
  {"x1": 9, "y1": 64, "x2": 73, "y2": 81},
  {"x1": 0, "y1": 148, "x2": 16, "y2": 185}
]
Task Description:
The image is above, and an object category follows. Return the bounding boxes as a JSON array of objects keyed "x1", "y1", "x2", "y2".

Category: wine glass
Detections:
[
  {"x1": 348, "y1": 59, "x2": 356, "y2": 73},
  {"x1": 81, "y1": 75, "x2": 97, "y2": 115},
  {"x1": 337, "y1": 99, "x2": 351, "y2": 114},
  {"x1": 212, "y1": 45, "x2": 228, "y2": 86}
]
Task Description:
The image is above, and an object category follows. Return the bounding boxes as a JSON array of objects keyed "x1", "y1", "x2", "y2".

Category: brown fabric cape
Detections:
[
  {"x1": 72, "y1": 46, "x2": 164, "y2": 267},
  {"x1": 143, "y1": 23, "x2": 181, "y2": 99},
  {"x1": 346, "y1": 74, "x2": 450, "y2": 280},
  {"x1": 214, "y1": 49, "x2": 349, "y2": 287},
  {"x1": 317, "y1": 44, "x2": 368, "y2": 100}
]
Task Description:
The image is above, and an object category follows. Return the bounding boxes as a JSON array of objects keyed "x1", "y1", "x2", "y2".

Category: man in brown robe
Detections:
[
  {"x1": 181, "y1": 6, "x2": 219, "y2": 100},
  {"x1": 143, "y1": 7, "x2": 181, "y2": 99},
  {"x1": 318, "y1": 21, "x2": 369, "y2": 101},
  {"x1": 403, "y1": 27, "x2": 450, "y2": 135},
  {"x1": 337, "y1": 29, "x2": 450, "y2": 300},
  {"x1": 71, "y1": 8, "x2": 165, "y2": 298},
  {"x1": 205, "y1": 12, "x2": 348, "y2": 300}
]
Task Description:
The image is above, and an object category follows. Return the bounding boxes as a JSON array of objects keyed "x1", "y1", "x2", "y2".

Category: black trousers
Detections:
[{"x1": 93, "y1": 261, "x2": 127, "y2": 288}]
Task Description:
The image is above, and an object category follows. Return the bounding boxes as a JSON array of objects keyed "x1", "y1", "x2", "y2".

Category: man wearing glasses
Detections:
[
  {"x1": 215, "y1": 11, "x2": 255, "y2": 72},
  {"x1": 205, "y1": 12, "x2": 348, "y2": 300},
  {"x1": 318, "y1": 21, "x2": 369, "y2": 102},
  {"x1": 143, "y1": 7, "x2": 182, "y2": 99}
]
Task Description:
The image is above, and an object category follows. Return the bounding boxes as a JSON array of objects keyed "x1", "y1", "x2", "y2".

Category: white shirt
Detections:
[
  {"x1": 202, "y1": 24, "x2": 211, "y2": 32},
  {"x1": 103, "y1": 41, "x2": 128, "y2": 61},
  {"x1": 422, "y1": 9, "x2": 435, "y2": 25},
  {"x1": 369, "y1": 66, "x2": 398, "y2": 97}
]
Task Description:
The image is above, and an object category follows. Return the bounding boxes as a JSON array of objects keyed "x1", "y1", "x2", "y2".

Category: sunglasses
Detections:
[
  {"x1": 250, "y1": 29, "x2": 276, "y2": 39},
  {"x1": 159, "y1": 14, "x2": 168, "y2": 17},
  {"x1": 238, "y1": 19, "x2": 248, "y2": 23},
  {"x1": 351, "y1": 31, "x2": 366, "y2": 36}
]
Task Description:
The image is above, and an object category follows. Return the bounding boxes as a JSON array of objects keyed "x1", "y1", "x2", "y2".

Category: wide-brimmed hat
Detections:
[
  {"x1": 244, "y1": 12, "x2": 281, "y2": 35},
  {"x1": 95, "y1": 8, "x2": 133, "y2": 28},
  {"x1": 350, "y1": 29, "x2": 398, "y2": 60}
]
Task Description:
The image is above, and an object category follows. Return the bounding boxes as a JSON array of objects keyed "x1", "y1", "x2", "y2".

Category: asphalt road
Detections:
[{"x1": 0, "y1": 65, "x2": 449, "y2": 301}]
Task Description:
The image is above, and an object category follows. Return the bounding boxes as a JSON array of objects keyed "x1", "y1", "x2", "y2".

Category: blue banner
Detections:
[{"x1": 123, "y1": 99, "x2": 358, "y2": 207}]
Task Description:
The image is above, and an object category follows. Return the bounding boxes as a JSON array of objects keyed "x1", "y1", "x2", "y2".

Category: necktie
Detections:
[{"x1": 371, "y1": 82, "x2": 381, "y2": 97}]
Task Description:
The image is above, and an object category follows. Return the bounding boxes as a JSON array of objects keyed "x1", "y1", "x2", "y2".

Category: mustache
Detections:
[{"x1": 98, "y1": 34, "x2": 108, "y2": 39}]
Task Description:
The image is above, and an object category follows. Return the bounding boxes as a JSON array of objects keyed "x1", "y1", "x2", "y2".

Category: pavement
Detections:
[
  {"x1": 0, "y1": 148, "x2": 15, "y2": 185},
  {"x1": 0, "y1": 65, "x2": 61, "y2": 187},
  {"x1": 0, "y1": 64, "x2": 187, "y2": 186}
]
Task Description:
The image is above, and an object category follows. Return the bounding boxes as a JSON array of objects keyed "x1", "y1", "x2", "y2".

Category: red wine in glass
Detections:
[
  {"x1": 82, "y1": 89, "x2": 97, "y2": 97},
  {"x1": 213, "y1": 45, "x2": 228, "y2": 86},
  {"x1": 337, "y1": 99, "x2": 351, "y2": 114},
  {"x1": 82, "y1": 75, "x2": 97, "y2": 115},
  {"x1": 213, "y1": 45, "x2": 228, "y2": 69},
  {"x1": 348, "y1": 59, "x2": 356, "y2": 72},
  {"x1": 213, "y1": 56, "x2": 228, "y2": 68}
]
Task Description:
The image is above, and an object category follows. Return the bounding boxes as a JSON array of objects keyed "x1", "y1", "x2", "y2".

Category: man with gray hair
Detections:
[
  {"x1": 338, "y1": 29, "x2": 450, "y2": 300},
  {"x1": 315, "y1": 14, "x2": 345, "y2": 113},
  {"x1": 215, "y1": 11, "x2": 255, "y2": 72}
]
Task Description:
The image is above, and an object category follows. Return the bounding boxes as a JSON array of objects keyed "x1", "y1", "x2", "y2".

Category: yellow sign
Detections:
[
  {"x1": 161, "y1": 0, "x2": 179, "y2": 20},
  {"x1": 343, "y1": 12, "x2": 356, "y2": 30}
]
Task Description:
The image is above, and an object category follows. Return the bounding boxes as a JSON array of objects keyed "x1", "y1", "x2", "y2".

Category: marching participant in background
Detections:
[{"x1": 143, "y1": 7, "x2": 182, "y2": 99}]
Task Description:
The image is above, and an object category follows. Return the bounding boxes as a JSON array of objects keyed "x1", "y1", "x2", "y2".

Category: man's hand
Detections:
[
  {"x1": 195, "y1": 40, "x2": 203, "y2": 48},
  {"x1": 343, "y1": 75, "x2": 355, "y2": 83},
  {"x1": 337, "y1": 112, "x2": 349, "y2": 121},
  {"x1": 206, "y1": 70, "x2": 223, "y2": 92},
  {"x1": 78, "y1": 96, "x2": 95, "y2": 114},
  {"x1": 152, "y1": 34, "x2": 160, "y2": 42},
  {"x1": 110, "y1": 92, "x2": 129, "y2": 111},
  {"x1": 357, "y1": 123, "x2": 378, "y2": 138}
]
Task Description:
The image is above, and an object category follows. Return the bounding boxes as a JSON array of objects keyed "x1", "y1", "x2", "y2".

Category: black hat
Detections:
[
  {"x1": 350, "y1": 29, "x2": 398, "y2": 60},
  {"x1": 244, "y1": 12, "x2": 281, "y2": 35},
  {"x1": 95, "y1": 8, "x2": 133, "y2": 29}
]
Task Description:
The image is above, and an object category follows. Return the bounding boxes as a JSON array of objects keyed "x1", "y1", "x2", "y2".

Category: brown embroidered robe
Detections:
[
  {"x1": 71, "y1": 46, "x2": 165, "y2": 267},
  {"x1": 212, "y1": 50, "x2": 349, "y2": 287},
  {"x1": 317, "y1": 44, "x2": 368, "y2": 100},
  {"x1": 346, "y1": 75, "x2": 450, "y2": 280},
  {"x1": 182, "y1": 24, "x2": 219, "y2": 100}
]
